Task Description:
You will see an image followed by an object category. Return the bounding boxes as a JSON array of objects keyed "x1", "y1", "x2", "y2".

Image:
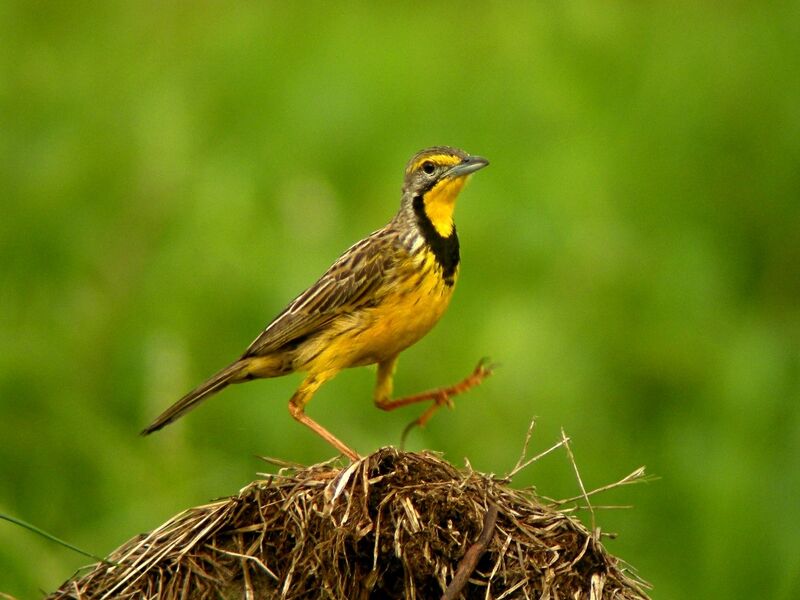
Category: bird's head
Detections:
[{"x1": 401, "y1": 146, "x2": 489, "y2": 237}]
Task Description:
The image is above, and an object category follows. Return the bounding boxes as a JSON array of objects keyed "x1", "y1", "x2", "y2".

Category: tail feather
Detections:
[{"x1": 141, "y1": 360, "x2": 247, "y2": 435}]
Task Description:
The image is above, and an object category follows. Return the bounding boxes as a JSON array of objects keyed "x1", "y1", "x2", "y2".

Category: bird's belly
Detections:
[
  {"x1": 354, "y1": 282, "x2": 453, "y2": 364},
  {"x1": 305, "y1": 268, "x2": 455, "y2": 371}
]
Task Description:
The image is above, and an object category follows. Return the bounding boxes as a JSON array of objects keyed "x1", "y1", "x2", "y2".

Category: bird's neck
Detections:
[
  {"x1": 411, "y1": 193, "x2": 460, "y2": 285},
  {"x1": 419, "y1": 176, "x2": 466, "y2": 237}
]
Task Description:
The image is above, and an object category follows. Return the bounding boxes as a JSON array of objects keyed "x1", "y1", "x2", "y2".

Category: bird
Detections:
[{"x1": 141, "y1": 146, "x2": 491, "y2": 460}]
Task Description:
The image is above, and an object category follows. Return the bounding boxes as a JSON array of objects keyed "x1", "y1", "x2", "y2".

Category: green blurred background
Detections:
[{"x1": 2, "y1": 2, "x2": 799, "y2": 598}]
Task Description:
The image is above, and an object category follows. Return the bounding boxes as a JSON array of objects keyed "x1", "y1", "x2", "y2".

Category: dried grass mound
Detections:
[{"x1": 50, "y1": 448, "x2": 649, "y2": 599}]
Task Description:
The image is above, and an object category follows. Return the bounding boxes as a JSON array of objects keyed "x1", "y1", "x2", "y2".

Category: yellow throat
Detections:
[{"x1": 422, "y1": 175, "x2": 468, "y2": 238}]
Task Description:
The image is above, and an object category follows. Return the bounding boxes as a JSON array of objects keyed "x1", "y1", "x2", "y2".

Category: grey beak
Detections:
[{"x1": 446, "y1": 155, "x2": 490, "y2": 178}]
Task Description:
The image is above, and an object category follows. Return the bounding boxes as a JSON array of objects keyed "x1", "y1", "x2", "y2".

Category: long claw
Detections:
[
  {"x1": 475, "y1": 357, "x2": 499, "y2": 377},
  {"x1": 399, "y1": 420, "x2": 415, "y2": 450},
  {"x1": 386, "y1": 358, "x2": 495, "y2": 449}
]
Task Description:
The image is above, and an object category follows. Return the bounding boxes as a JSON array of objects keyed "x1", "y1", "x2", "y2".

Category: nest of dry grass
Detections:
[{"x1": 49, "y1": 447, "x2": 649, "y2": 599}]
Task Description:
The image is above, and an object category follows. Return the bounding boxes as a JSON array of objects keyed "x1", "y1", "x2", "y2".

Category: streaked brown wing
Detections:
[{"x1": 241, "y1": 231, "x2": 397, "y2": 358}]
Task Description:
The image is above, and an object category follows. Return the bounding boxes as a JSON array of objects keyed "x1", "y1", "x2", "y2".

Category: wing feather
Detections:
[{"x1": 242, "y1": 231, "x2": 398, "y2": 358}]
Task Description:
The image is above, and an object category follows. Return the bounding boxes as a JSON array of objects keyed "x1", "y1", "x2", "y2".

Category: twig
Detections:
[
  {"x1": 441, "y1": 503, "x2": 499, "y2": 600},
  {"x1": 510, "y1": 418, "x2": 536, "y2": 473},
  {"x1": 0, "y1": 512, "x2": 114, "y2": 565},
  {"x1": 561, "y1": 428, "x2": 595, "y2": 531},
  {"x1": 207, "y1": 545, "x2": 279, "y2": 580},
  {"x1": 555, "y1": 467, "x2": 649, "y2": 506},
  {"x1": 504, "y1": 436, "x2": 570, "y2": 481},
  {"x1": 256, "y1": 456, "x2": 306, "y2": 469}
]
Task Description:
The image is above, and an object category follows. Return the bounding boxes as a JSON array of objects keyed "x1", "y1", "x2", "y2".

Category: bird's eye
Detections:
[{"x1": 422, "y1": 161, "x2": 435, "y2": 175}]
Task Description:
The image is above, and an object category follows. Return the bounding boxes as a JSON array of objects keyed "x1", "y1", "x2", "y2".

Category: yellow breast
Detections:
[{"x1": 311, "y1": 249, "x2": 457, "y2": 370}]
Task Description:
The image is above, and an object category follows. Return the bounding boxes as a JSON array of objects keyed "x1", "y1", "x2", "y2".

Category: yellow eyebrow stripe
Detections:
[{"x1": 410, "y1": 154, "x2": 462, "y2": 172}]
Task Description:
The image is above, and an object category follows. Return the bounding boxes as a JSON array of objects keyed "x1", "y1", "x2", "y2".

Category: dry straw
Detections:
[{"x1": 49, "y1": 433, "x2": 651, "y2": 599}]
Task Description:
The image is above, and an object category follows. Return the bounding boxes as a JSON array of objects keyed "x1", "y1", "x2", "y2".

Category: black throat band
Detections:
[{"x1": 412, "y1": 194, "x2": 460, "y2": 285}]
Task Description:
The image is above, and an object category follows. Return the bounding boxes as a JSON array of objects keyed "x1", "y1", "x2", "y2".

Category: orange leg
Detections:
[
  {"x1": 288, "y1": 371, "x2": 360, "y2": 461},
  {"x1": 374, "y1": 357, "x2": 494, "y2": 445}
]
